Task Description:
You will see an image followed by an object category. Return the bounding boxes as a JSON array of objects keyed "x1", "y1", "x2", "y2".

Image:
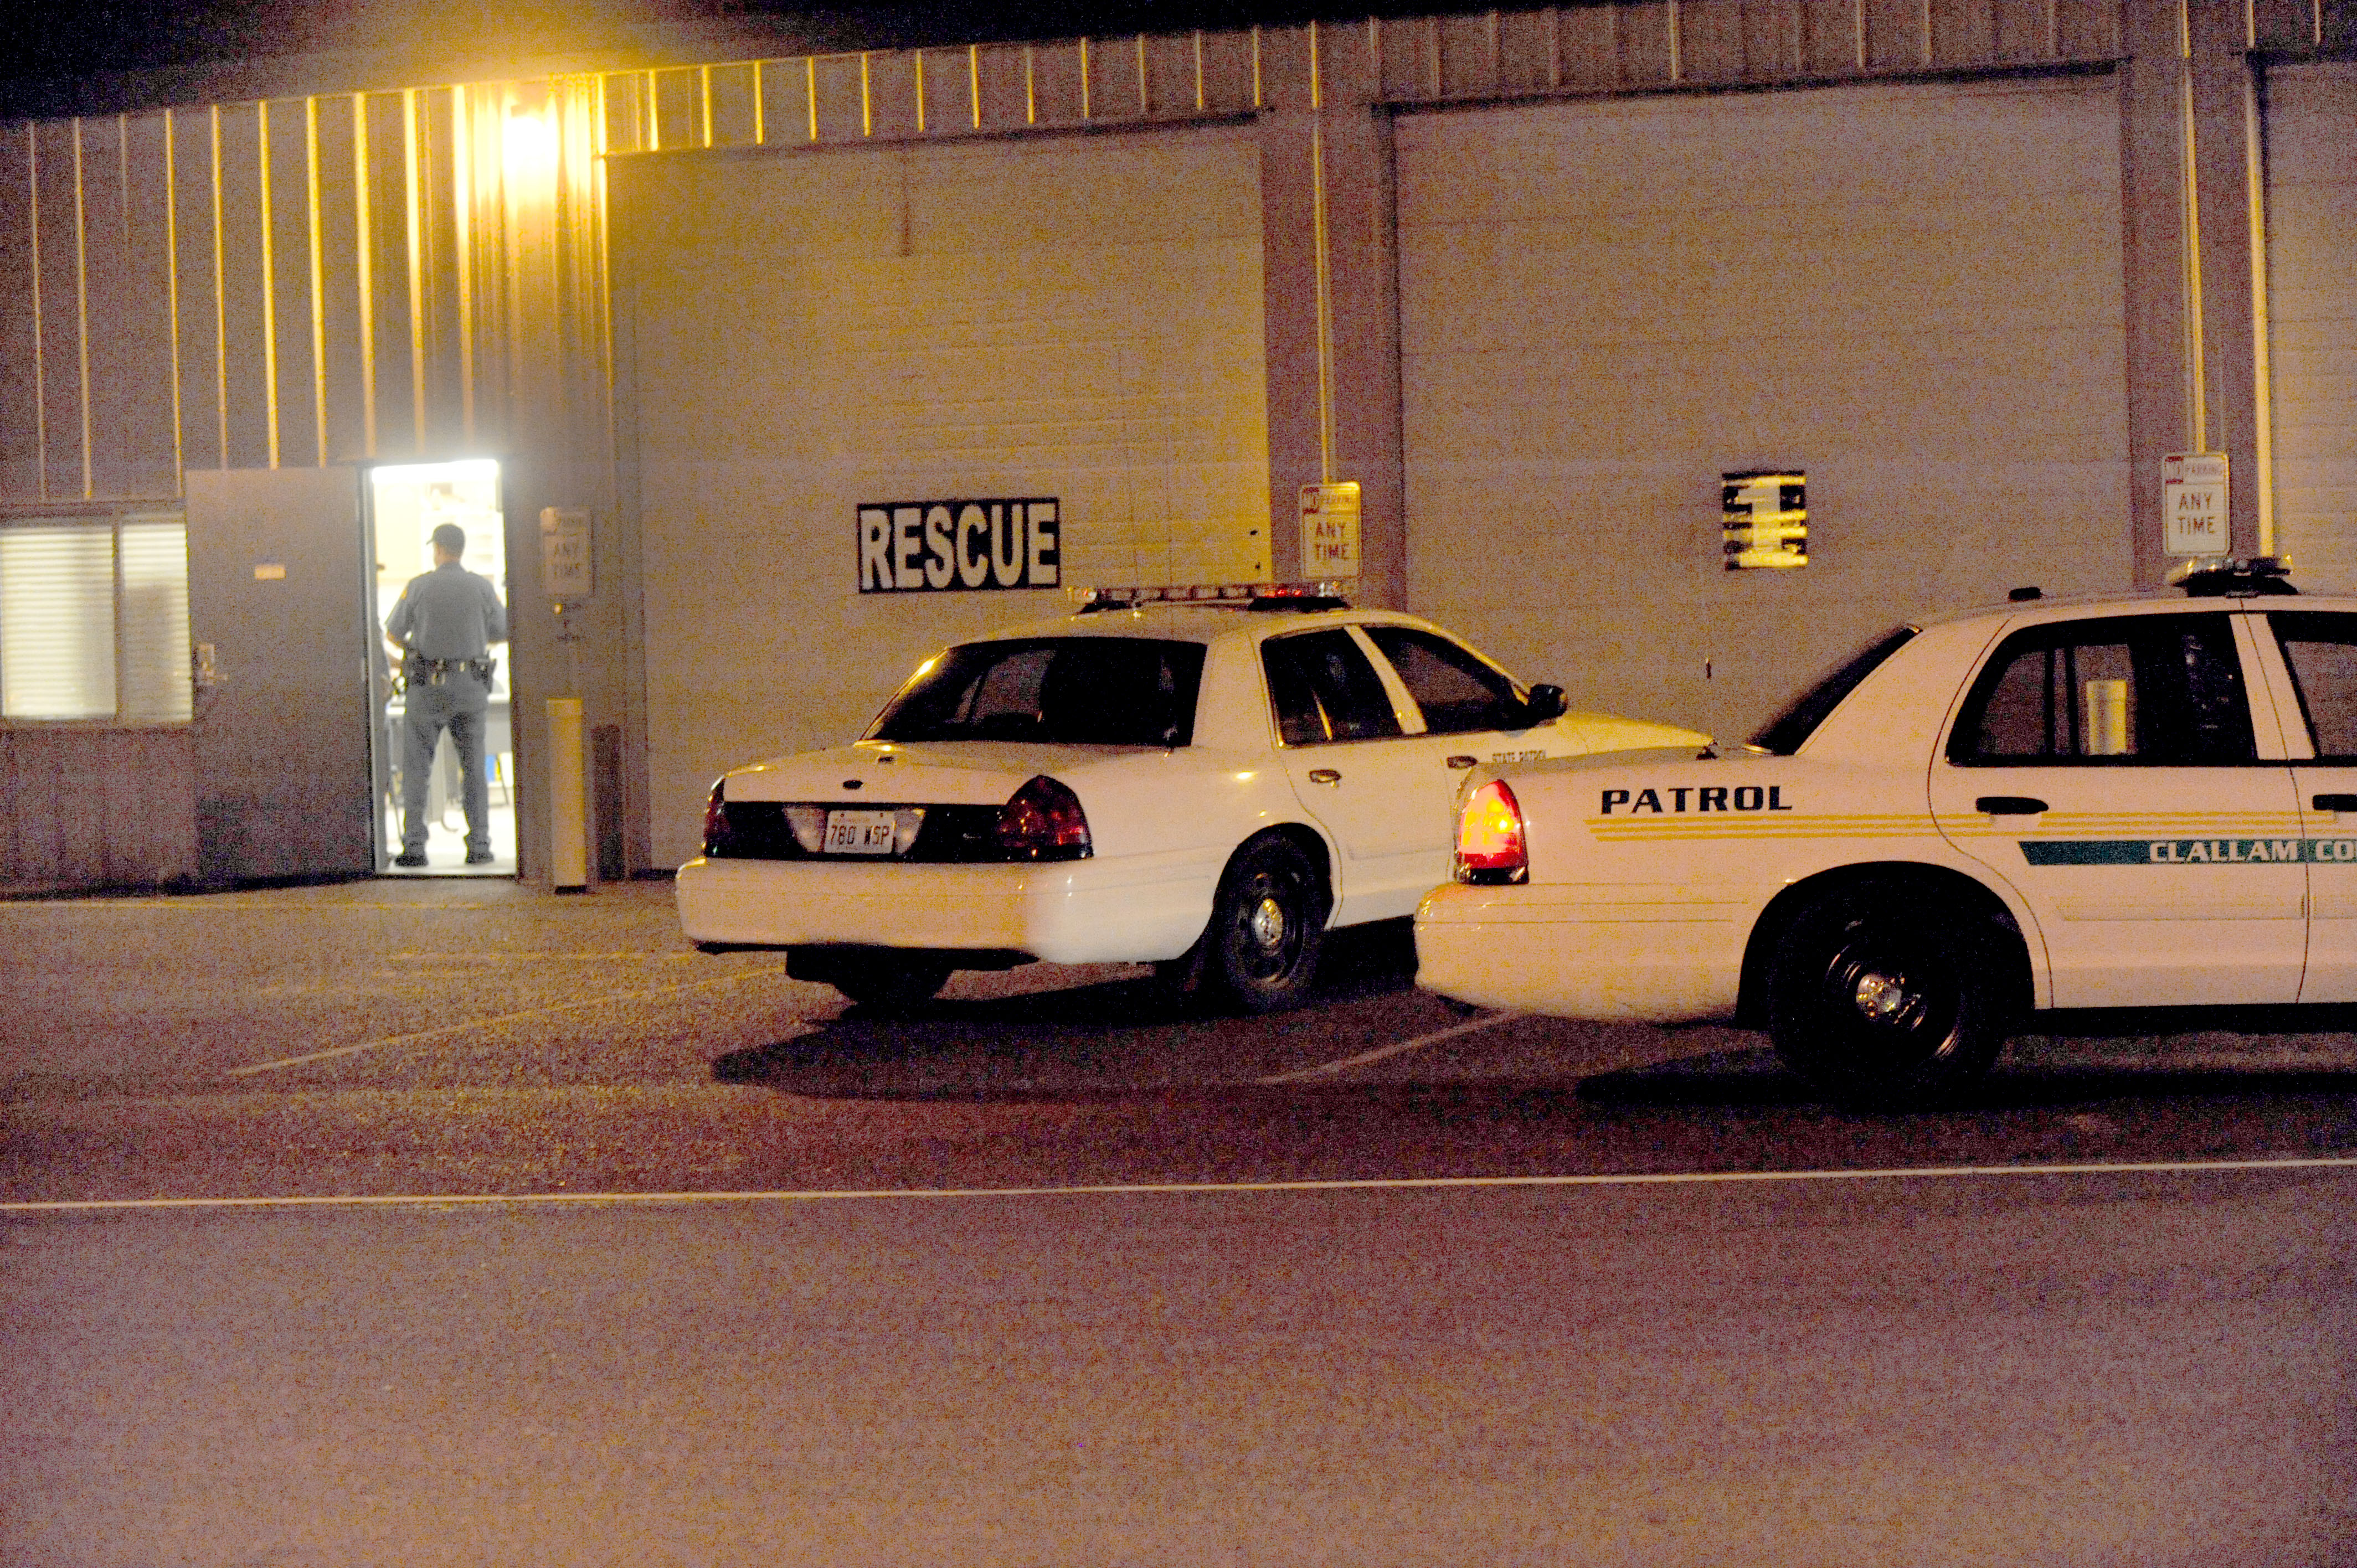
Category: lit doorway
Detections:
[{"x1": 368, "y1": 460, "x2": 516, "y2": 876}]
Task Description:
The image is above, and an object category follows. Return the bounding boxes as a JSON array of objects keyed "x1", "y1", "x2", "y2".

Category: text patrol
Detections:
[{"x1": 1599, "y1": 785, "x2": 1793, "y2": 814}]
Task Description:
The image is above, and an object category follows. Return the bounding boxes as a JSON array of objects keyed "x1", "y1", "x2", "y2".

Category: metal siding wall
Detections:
[
  {"x1": 2266, "y1": 62, "x2": 2357, "y2": 590},
  {"x1": 263, "y1": 100, "x2": 317, "y2": 469},
  {"x1": 1394, "y1": 78, "x2": 2130, "y2": 744},
  {"x1": 80, "y1": 116, "x2": 130, "y2": 497},
  {"x1": 0, "y1": 728, "x2": 196, "y2": 889},
  {"x1": 359, "y1": 93, "x2": 410, "y2": 457},
  {"x1": 416, "y1": 87, "x2": 468, "y2": 456},
  {"x1": 0, "y1": 79, "x2": 621, "y2": 889},
  {"x1": 621, "y1": 127, "x2": 1272, "y2": 868},
  {"x1": 0, "y1": 0, "x2": 2343, "y2": 891},
  {"x1": 167, "y1": 110, "x2": 221, "y2": 474},
  {"x1": 314, "y1": 99, "x2": 364, "y2": 466},
  {"x1": 0, "y1": 131, "x2": 37, "y2": 498},
  {"x1": 111, "y1": 114, "x2": 181, "y2": 498},
  {"x1": 0, "y1": 3, "x2": 2144, "y2": 516},
  {"x1": 32, "y1": 121, "x2": 84, "y2": 499},
  {"x1": 212, "y1": 107, "x2": 267, "y2": 470}
]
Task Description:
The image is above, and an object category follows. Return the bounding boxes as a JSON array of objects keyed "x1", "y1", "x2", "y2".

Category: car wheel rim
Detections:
[
  {"x1": 1826, "y1": 932, "x2": 1954, "y2": 1060},
  {"x1": 1849, "y1": 967, "x2": 1921, "y2": 1027},
  {"x1": 1249, "y1": 894, "x2": 1288, "y2": 953},
  {"x1": 1232, "y1": 871, "x2": 1303, "y2": 983}
]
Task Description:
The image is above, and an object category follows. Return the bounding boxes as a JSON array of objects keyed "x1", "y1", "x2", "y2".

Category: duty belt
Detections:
[{"x1": 414, "y1": 656, "x2": 494, "y2": 687}]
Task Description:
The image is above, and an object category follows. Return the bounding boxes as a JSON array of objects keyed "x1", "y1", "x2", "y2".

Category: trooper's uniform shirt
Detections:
[{"x1": 385, "y1": 560, "x2": 507, "y2": 676}]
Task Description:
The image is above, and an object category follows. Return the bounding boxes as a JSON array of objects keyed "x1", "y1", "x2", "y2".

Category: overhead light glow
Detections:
[{"x1": 503, "y1": 102, "x2": 557, "y2": 189}]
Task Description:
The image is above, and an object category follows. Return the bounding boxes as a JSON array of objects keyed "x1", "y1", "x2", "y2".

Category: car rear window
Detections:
[
  {"x1": 1748, "y1": 626, "x2": 1918, "y2": 755},
  {"x1": 866, "y1": 637, "x2": 1206, "y2": 746}
]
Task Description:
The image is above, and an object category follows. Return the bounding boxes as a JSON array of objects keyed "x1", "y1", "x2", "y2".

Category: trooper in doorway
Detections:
[{"x1": 384, "y1": 522, "x2": 508, "y2": 866}]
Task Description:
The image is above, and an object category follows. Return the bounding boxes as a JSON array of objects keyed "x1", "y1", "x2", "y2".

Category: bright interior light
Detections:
[
  {"x1": 503, "y1": 104, "x2": 557, "y2": 186},
  {"x1": 374, "y1": 457, "x2": 498, "y2": 488}
]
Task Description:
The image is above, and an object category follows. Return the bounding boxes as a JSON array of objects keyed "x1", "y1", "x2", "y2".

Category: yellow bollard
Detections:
[{"x1": 547, "y1": 697, "x2": 588, "y2": 890}]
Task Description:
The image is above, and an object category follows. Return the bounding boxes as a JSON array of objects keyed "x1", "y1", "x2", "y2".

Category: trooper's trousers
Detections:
[{"x1": 401, "y1": 672, "x2": 491, "y2": 856}]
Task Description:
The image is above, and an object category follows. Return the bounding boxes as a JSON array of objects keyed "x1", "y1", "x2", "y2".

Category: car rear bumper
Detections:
[
  {"x1": 674, "y1": 849, "x2": 1219, "y2": 966},
  {"x1": 1412, "y1": 881, "x2": 1747, "y2": 1022}
]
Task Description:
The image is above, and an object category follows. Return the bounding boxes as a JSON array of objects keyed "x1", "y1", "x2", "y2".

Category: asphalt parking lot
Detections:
[
  {"x1": 9, "y1": 878, "x2": 2356, "y2": 1568},
  {"x1": 6, "y1": 876, "x2": 2357, "y2": 1203}
]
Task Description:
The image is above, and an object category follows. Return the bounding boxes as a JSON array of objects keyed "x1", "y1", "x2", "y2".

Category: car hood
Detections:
[
  {"x1": 1555, "y1": 711, "x2": 1712, "y2": 754},
  {"x1": 718, "y1": 740, "x2": 1152, "y2": 806}
]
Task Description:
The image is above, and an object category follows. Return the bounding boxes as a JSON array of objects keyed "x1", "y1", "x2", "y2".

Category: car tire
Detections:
[
  {"x1": 825, "y1": 954, "x2": 953, "y2": 1012},
  {"x1": 1765, "y1": 886, "x2": 2011, "y2": 1109},
  {"x1": 1191, "y1": 835, "x2": 1330, "y2": 1014}
]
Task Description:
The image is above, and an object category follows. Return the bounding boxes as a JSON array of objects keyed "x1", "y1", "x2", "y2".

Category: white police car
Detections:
[
  {"x1": 677, "y1": 584, "x2": 1707, "y2": 1011},
  {"x1": 1415, "y1": 558, "x2": 2357, "y2": 1105}
]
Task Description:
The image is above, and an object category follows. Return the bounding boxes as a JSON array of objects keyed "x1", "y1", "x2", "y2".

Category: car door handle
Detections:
[
  {"x1": 1307, "y1": 768, "x2": 1342, "y2": 786},
  {"x1": 1976, "y1": 796, "x2": 2047, "y2": 816},
  {"x1": 2313, "y1": 793, "x2": 2357, "y2": 813},
  {"x1": 1445, "y1": 755, "x2": 1476, "y2": 770}
]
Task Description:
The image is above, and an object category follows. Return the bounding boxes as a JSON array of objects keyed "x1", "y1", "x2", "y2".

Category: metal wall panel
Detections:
[
  {"x1": 709, "y1": 61, "x2": 761, "y2": 147},
  {"x1": 0, "y1": 78, "x2": 619, "y2": 510},
  {"x1": 110, "y1": 114, "x2": 180, "y2": 499},
  {"x1": 213, "y1": 105, "x2": 270, "y2": 472},
  {"x1": 31, "y1": 121, "x2": 85, "y2": 501},
  {"x1": 2265, "y1": 62, "x2": 2357, "y2": 591},
  {"x1": 1196, "y1": 29, "x2": 1260, "y2": 110},
  {"x1": 0, "y1": 0, "x2": 2279, "y2": 519},
  {"x1": 869, "y1": 55, "x2": 923, "y2": 138},
  {"x1": 1394, "y1": 77, "x2": 2131, "y2": 744},
  {"x1": 313, "y1": 98, "x2": 364, "y2": 467},
  {"x1": 165, "y1": 109, "x2": 219, "y2": 477},
  {"x1": 617, "y1": 127, "x2": 1272, "y2": 866},
  {"x1": 0, "y1": 0, "x2": 2344, "y2": 892},
  {"x1": 0, "y1": 133, "x2": 28, "y2": 499},
  {"x1": 0, "y1": 727, "x2": 196, "y2": 889}
]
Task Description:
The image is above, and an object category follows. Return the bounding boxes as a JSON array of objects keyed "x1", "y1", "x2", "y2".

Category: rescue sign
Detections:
[{"x1": 857, "y1": 499, "x2": 1060, "y2": 594}]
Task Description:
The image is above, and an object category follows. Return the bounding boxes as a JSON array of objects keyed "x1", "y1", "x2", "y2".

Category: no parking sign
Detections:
[
  {"x1": 1299, "y1": 482, "x2": 1361, "y2": 579},
  {"x1": 2163, "y1": 453, "x2": 2229, "y2": 556}
]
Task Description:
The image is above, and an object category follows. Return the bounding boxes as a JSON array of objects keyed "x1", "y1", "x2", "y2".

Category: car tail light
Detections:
[
  {"x1": 702, "y1": 778, "x2": 729, "y2": 856},
  {"x1": 1455, "y1": 779, "x2": 1527, "y2": 884},
  {"x1": 997, "y1": 776, "x2": 1092, "y2": 862}
]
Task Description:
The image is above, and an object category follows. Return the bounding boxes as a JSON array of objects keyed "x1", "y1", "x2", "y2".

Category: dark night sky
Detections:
[{"x1": 0, "y1": 0, "x2": 1448, "y2": 117}]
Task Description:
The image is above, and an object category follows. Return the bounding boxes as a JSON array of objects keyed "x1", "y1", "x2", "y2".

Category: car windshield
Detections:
[
  {"x1": 866, "y1": 637, "x2": 1207, "y2": 747},
  {"x1": 1748, "y1": 626, "x2": 1919, "y2": 755}
]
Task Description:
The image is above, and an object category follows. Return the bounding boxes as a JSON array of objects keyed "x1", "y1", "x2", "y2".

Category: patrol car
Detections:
[
  {"x1": 676, "y1": 584, "x2": 1707, "y2": 1011},
  {"x1": 1414, "y1": 558, "x2": 2357, "y2": 1106}
]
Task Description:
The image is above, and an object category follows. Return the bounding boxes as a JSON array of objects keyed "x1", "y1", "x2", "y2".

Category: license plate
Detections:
[{"x1": 824, "y1": 809, "x2": 898, "y2": 856}]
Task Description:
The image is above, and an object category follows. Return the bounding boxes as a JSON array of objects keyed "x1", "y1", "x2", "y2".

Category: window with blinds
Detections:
[{"x1": 0, "y1": 513, "x2": 192, "y2": 724}]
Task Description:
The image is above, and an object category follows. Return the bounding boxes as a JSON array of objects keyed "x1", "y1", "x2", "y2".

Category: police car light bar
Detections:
[
  {"x1": 2169, "y1": 555, "x2": 2297, "y2": 597},
  {"x1": 1070, "y1": 581, "x2": 1352, "y2": 612}
]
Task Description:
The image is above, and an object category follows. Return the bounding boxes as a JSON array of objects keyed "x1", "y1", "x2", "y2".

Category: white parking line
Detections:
[
  {"x1": 223, "y1": 963, "x2": 790, "y2": 1077},
  {"x1": 1255, "y1": 1009, "x2": 1524, "y2": 1085},
  {"x1": 6, "y1": 1155, "x2": 2354, "y2": 1214}
]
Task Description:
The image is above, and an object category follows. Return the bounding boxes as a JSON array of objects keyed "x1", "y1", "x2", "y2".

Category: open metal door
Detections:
[{"x1": 186, "y1": 468, "x2": 373, "y2": 883}]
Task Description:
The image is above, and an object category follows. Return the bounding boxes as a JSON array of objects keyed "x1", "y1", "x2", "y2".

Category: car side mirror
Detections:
[{"x1": 1520, "y1": 684, "x2": 1567, "y2": 725}]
